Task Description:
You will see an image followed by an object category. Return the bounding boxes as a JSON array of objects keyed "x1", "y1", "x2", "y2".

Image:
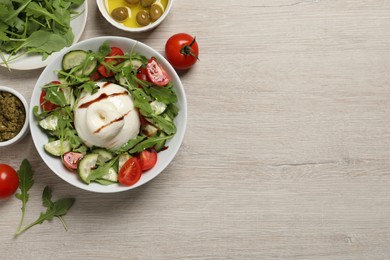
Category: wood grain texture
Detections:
[{"x1": 2, "y1": 0, "x2": 390, "y2": 259}]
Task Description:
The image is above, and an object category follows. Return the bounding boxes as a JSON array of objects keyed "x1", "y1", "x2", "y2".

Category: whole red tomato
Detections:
[
  {"x1": 0, "y1": 164, "x2": 19, "y2": 199},
  {"x1": 165, "y1": 33, "x2": 199, "y2": 70}
]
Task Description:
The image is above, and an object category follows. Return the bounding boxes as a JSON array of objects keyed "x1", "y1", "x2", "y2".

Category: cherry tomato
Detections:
[
  {"x1": 118, "y1": 157, "x2": 142, "y2": 186},
  {"x1": 146, "y1": 57, "x2": 170, "y2": 86},
  {"x1": 63, "y1": 152, "x2": 84, "y2": 170},
  {"x1": 137, "y1": 67, "x2": 148, "y2": 82},
  {"x1": 139, "y1": 149, "x2": 158, "y2": 171},
  {"x1": 0, "y1": 164, "x2": 19, "y2": 199},
  {"x1": 40, "y1": 81, "x2": 60, "y2": 111},
  {"x1": 97, "y1": 47, "x2": 124, "y2": 77},
  {"x1": 165, "y1": 33, "x2": 199, "y2": 70}
]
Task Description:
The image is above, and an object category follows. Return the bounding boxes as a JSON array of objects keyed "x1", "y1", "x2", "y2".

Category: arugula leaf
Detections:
[
  {"x1": 25, "y1": 2, "x2": 65, "y2": 26},
  {"x1": 15, "y1": 159, "x2": 34, "y2": 233},
  {"x1": 86, "y1": 157, "x2": 119, "y2": 183},
  {"x1": 129, "y1": 135, "x2": 173, "y2": 154},
  {"x1": 42, "y1": 186, "x2": 71, "y2": 231},
  {"x1": 149, "y1": 114, "x2": 177, "y2": 135},
  {"x1": 114, "y1": 135, "x2": 146, "y2": 155},
  {"x1": 144, "y1": 84, "x2": 178, "y2": 104},
  {"x1": 15, "y1": 192, "x2": 75, "y2": 237},
  {"x1": 14, "y1": 160, "x2": 76, "y2": 237},
  {"x1": 44, "y1": 86, "x2": 68, "y2": 107}
]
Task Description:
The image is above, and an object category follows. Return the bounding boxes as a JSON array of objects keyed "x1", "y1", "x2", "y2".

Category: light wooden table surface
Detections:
[{"x1": 2, "y1": 0, "x2": 390, "y2": 259}]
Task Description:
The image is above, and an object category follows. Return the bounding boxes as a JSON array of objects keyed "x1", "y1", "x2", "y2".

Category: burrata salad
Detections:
[{"x1": 33, "y1": 41, "x2": 178, "y2": 186}]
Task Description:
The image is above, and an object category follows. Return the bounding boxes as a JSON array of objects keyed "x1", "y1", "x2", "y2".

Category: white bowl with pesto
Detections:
[
  {"x1": 97, "y1": 0, "x2": 173, "y2": 33},
  {"x1": 0, "y1": 86, "x2": 29, "y2": 147},
  {"x1": 29, "y1": 36, "x2": 187, "y2": 193}
]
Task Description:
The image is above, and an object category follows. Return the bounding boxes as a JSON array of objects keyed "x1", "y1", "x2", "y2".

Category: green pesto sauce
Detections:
[{"x1": 0, "y1": 91, "x2": 25, "y2": 142}]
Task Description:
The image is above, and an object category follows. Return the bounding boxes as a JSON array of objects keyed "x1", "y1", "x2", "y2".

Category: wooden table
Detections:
[{"x1": 2, "y1": 0, "x2": 390, "y2": 259}]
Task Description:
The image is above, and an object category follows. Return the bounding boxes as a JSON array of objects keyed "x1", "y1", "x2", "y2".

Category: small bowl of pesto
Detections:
[
  {"x1": 0, "y1": 86, "x2": 29, "y2": 147},
  {"x1": 97, "y1": 0, "x2": 173, "y2": 33}
]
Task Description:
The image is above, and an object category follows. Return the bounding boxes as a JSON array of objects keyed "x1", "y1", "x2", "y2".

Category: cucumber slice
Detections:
[
  {"x1": 78, "y1": 153, "x2": 99, "y2": 184},
  {"x1": 75, "y1": 57, "x2": 97, "y2": 77},
  {"x1": 95, "y1": 179, "x2": 116, "y2": 185},
  {"x1": 92, "y1": 148, "x2": 113, "y2": 164},
  {"x1": 122, "y1": 59, "x2": 143, "y2": 70},
  {"x1": 142, "y1": 123, "x2": 158, "y2": 137},
  {"x1": 118, "y1": 153, "x2": 131, "y2": 170},
  {"x1": 39, "y1": 115, "x2": 58, "y2": 131},
  {"x1": 61, "y1": 87, "x2": 75, "y2": 108},
  {"x1": 154, "y1": 132, "x2": 167, "y2": 152},
  {"x1": 101, "y1": 167, "x2": 118, "y2": 182},
  {"x1": 62, "y1": 50, "x2": 88, "y2": 71},
  {"x1": 130, "y1": 59, "x2": 143, "y2": 69},
  {"x1": 44, "y1": 140, "x2": 71, "y2": 156},
  {"x1": 150, "y1": 100, "x2": 167, "y2": 115}
]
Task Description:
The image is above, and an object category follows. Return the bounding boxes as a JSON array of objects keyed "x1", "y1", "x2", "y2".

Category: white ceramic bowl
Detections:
[
  {"x1": 0, "y1": 86, "x2": 29, "y2": 147},
  {"x1": 29, "y1": 36, "x2": 187, "y2": 193},
  {"x1": 97, "y1": 0, "x2": 173, "y2": 33}
]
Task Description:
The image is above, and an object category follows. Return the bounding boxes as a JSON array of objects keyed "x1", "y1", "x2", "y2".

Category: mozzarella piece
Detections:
[{"x1": 74, "y1": 82, "x2": 140, "y2": 151}]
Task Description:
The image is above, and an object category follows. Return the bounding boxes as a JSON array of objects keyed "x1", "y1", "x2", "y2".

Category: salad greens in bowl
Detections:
[
  {"x1": 29, "y1": 36, "x2": 187, "y2": 193},
  {"x1": 0, "y1": 0, "x2": 88, "y2": 70}
]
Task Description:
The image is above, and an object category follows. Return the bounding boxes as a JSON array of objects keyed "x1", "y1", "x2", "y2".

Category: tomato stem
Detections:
[{"x1": 180, "y1": 36, "x2": 199, "y2": 60}]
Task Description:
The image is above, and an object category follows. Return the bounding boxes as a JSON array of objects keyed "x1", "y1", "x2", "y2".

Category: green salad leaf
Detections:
[
  {"x1": 14, "y1": 160, "x2": 76, "y2": 237},
  {"x1": 15, "y1": 159, "x2": 34, "y2": 233}
]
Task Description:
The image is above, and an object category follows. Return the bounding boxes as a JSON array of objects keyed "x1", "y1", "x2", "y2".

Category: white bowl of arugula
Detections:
[
  {"x1": 29, "y1": 36, "x2": 187, "y2": 193},
  {"x1": 0, "y1": 0, "x2": 87, "y2": 70}
]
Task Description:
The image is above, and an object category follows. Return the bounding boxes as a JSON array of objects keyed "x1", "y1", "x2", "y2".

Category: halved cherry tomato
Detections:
[
  {"x1": 0, "y1": 164, "x2": 19, "y2": 199},
  {"x1": 63, "y1": 152, "x2": 84, "y2": 170},
  {"x1": 97, "y1": 47, "x2": 124, "y2": 77},
  {"x1": 146, "y1": 57, "x2": 170, "y2": 86},
  {"x1": 137, "y1": 67, "x2": 148, "y2": 81},
  {"x1": 39, "y1": 81, "x2": 61, "y2": 111},
  {"x1": 136, "y1": 67, "x2": 149, "y2": 88},
  {"x1": 139, "y1": 149, "x2": 158, "y2": 171},
  {"x1": 97, "y1": 65, "x2": 114, "y2": 77},
  {"x1": 118, "y1": 157, "x2": 142, "y2": 186}
]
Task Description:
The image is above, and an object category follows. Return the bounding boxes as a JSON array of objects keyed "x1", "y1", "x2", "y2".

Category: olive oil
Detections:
[{"x1": 105, "y1": 0, "x2": 168, "y2": 28}]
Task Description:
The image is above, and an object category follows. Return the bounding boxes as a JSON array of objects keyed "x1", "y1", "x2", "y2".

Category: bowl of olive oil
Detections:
[{"x1": 97, "y1": 0, "x2": 173, "y2": 33}]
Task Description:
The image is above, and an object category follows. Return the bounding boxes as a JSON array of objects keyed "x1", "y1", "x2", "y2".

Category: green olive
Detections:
[
  {"x1": 136, "y1": 10, "x2": 151, "y2": 26},
  {"x1": 111, "y1": 7, "x2": 129, "y2": 22},
  {"x1": 140, "y1": 0, "x2": 155, "y2": 8},
  {"x1": 125, "y1": 0, "x2": 139, "y2": 4},
  {"x1": 150, "y1": 4, "x2": 164, "y2": 22}
]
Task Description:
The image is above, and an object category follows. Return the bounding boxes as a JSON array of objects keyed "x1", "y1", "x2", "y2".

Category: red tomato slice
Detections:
[
  {"x1": 63, "y1": 152, "x2": 84, "y2": 170},
  {"x1": 40, "y1": 81, "x2": 61, "y2": 111},
  {"x1": 118, "y1": 157, "x2": 142, "y2": 186},
  {"x1": 136, "y1": 67, "x2": 149, "y2": 87},
  {"x1": 137, "y1": 67, "x2": 148, "y2": 81},
  {"x1": 139, "y1": 149, "x2": 158, "y2": 171},
  {"x1": 146, "y1": 57, "x2": 170, "y2": 86},
  {"x1": 0, "y1": 164, "x2": 19, "y2": 199},
  {"x1": 97, "y1": 64, "x2": 114, "y2": 77},
  {"x1": 108, "y1": 47, "x2": 124, "y2": 59},
  {"x1": 97, "y1": 47, "x2": 124, "y2": 78}
]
